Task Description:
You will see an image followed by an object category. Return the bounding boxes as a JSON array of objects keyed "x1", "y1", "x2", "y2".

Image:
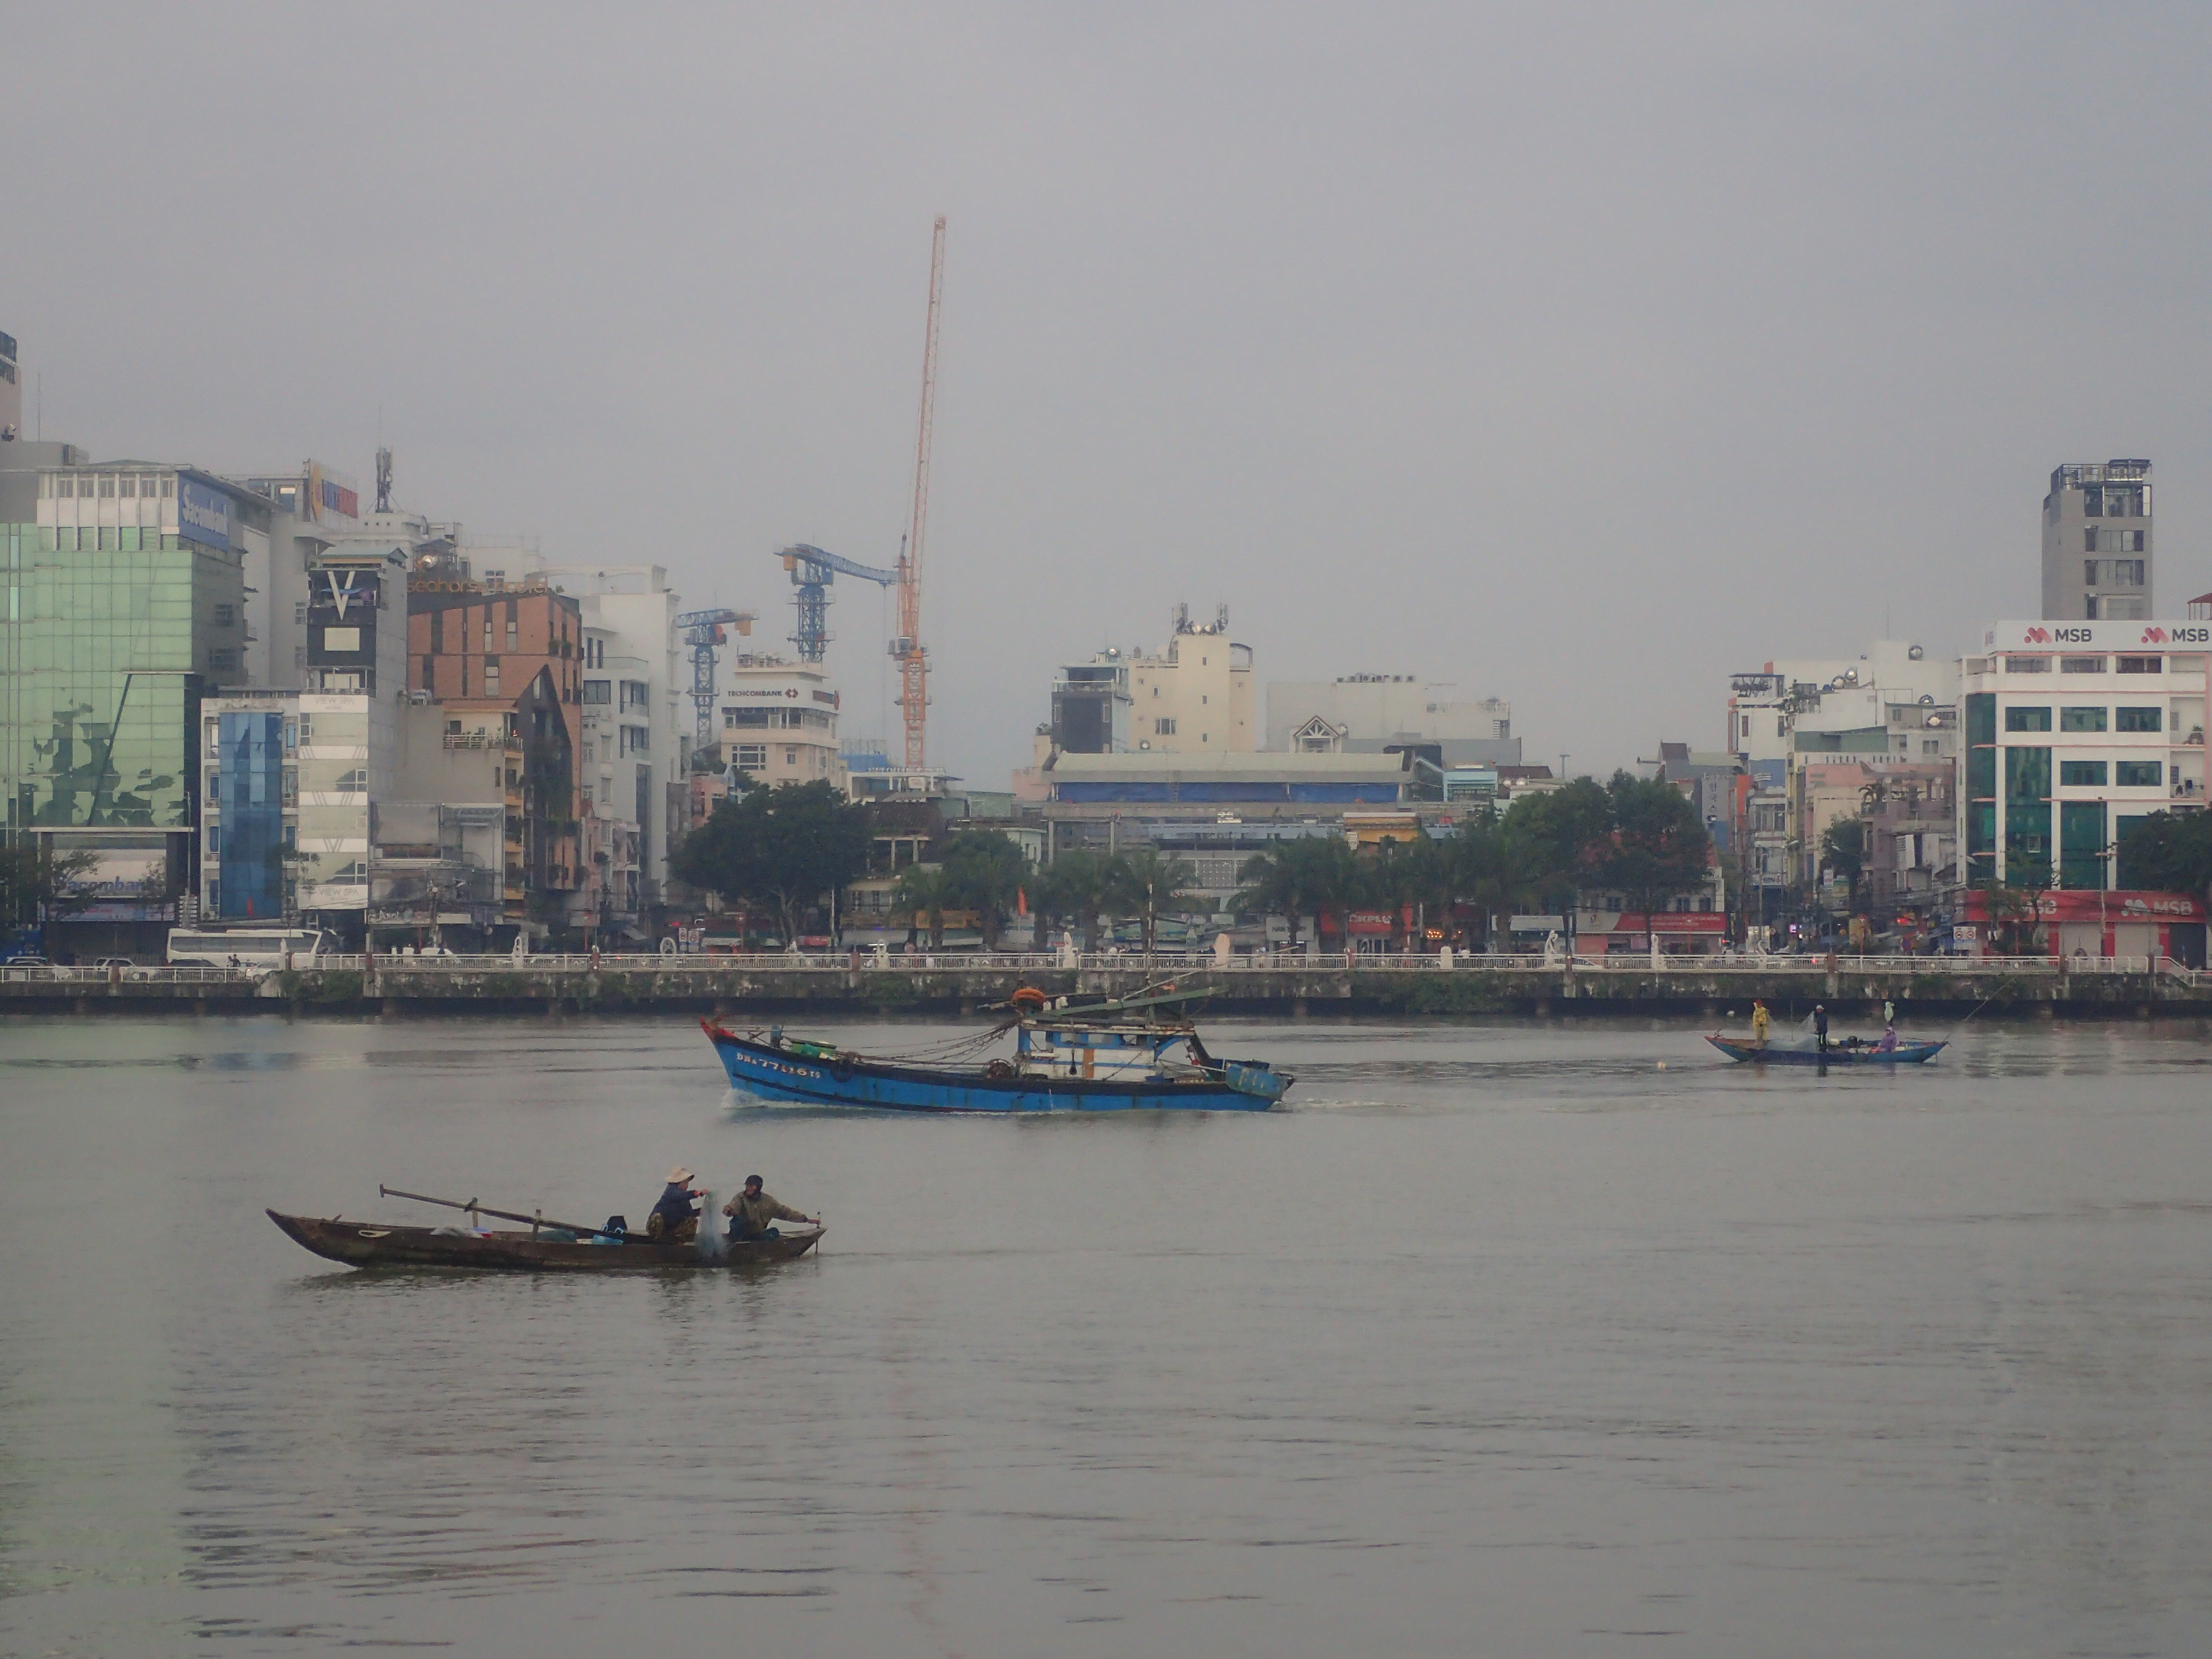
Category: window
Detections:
[
  {"x1": 785, "y1": 748, "x2": 798, "y2": 765},
  {"x1": 2005, "y1": 746, "x2": 2051, "y2": 802},
  {"x1": 2116, "y1": 707, "x2": 2162, "y2": 733},
  {"x1": 736, "y1": 745, "x2": 767, "y2": 769},
  {"x1": 334, "y1": 768, "x2": 368, "y2": 792},
  {"x1": 212, "y1": 602, "x2": 236, "y2": 626},
  {"x1": 506, "y1": 621, "x2": 518, "y2": 651},
  {"x1": 98, "y1": 474, "x2": 115, "y2": 498},
  {"x1": 2085, "y1": 529, "x2": 2099, "y2": 553},
  {"x1": 2060, "y1": 706, "x2": 2107, "y2": 732},
  {"x1": 620, "y1": 725, "x2": 649, "y2": 755},
  {"x1": 2117, "y1": 655, "x2": 2162, "y2": 674},
  {"x1": 2006, "y1": 706, "x2": 2052, "y2": 732},
  {"x1": 583, "y1": 679, "x2": 611, "y2": 705},
  {"x1": 620, "y1": 680, "x2": 649, "y2": 711},
  {"x1": 2060, "y1": 760, "x2": 2107, "y2": 787},
  {"x1": 483, "y1": 661, "x2": 500, "y2": 697},
  {"x1": 2116, "y1": 760, "x2": 2163, "y2": 788},
  {"x1": 207, "y1": 649, "x2": 240, "y2": 674},
  {"x1": 1155, "y1": 718, "x2": 1177, "y2": 735},
  {"x1": 2060, "y1": 656, "x2": 2104, "y2": 673},
  {"x1": 1922, "y1": 740, "x2": 1942, "y2": 756},
  {"x1": 2005, "y1": 656, "x2": 2051, "y2": 673},
  {"x1": 483, "y1": 616, "x2": 493, "y2": 650},
  {"x1": 422, "y1": 657, "x2": 435, "y2": 692}
]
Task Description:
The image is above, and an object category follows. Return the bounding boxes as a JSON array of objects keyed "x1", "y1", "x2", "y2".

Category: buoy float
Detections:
[{"x1": 1655, "y1": 1060, "x2": 1667, "y2": 1070}]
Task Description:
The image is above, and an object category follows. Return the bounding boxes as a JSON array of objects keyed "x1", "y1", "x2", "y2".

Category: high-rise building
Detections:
[
  {"x1": 2043, "y1": 460, "x2": 2153, "y2": 621},
  {"x1": 2, "y1": 457, "x2": 267, "y2": 958},
  {"x1": 1960, "y1": 619, "x2": 2208, "y2": 903}
]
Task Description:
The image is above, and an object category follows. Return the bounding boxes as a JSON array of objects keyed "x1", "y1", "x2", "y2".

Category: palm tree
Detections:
[
  {"x1": 1106, "y1": 846, "x2": 1199, "y2": 954},
  {"x1": 1356, "y1": 837, "x2": 1429, "y2": 951},
  {"x1": 1042, "y1": 847, "x2": 1113, "y2": 950},
  {"x1": 891, "y1": 864, "x2": 953, "y2": 949},
  {"x1": 1235, "y1": 835, "x2": 1358, "y2": 950}
]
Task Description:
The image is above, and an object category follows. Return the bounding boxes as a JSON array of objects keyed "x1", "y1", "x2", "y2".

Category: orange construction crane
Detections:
[{"x1": 892, "y1": 216, "x2": 946, "y2": 769}]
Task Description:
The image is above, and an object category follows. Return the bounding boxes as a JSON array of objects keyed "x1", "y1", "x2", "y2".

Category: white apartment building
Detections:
[
  {"x1": 1266, "y1": 676, "x2": 1516, "y2": 766},
  {"x1": 529, "y1": 564, "x2": 684, "y2": 904},
  {"x1": 1961, "y1": 619, "x2": 2210, "y2": 893},
  {"x1": 711, "y1": 654, "x2": 847, "y2": 791}
]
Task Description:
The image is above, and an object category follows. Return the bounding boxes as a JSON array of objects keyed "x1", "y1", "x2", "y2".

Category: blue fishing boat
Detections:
[
  {"x1": 1706, "y1": 1034, "x2": 1948, "y2": 1066},
  {"x1": 703, "y1": 986, "x2": 1292, "y2": 1112}
]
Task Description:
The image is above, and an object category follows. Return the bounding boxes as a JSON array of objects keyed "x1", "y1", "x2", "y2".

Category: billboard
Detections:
[
  {"x1": 1984, "y1": 620, "x2": 2212, "y2": 651},
  {"x1": 304, "y1": 461, "x2": 360, "y2": 522},
  {"x1": 178, "y1": 478, "x2": 232, "y2": 550}
]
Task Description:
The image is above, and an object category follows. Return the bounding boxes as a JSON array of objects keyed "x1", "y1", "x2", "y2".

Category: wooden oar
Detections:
[{"x1": 378, "y1": 1183, "x2": 644, "y2": 1242}]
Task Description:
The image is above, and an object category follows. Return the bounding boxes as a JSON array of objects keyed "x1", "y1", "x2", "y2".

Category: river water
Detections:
[{"x1": 4, "y1": 1010, "x2": 2212, "y2": 1657}]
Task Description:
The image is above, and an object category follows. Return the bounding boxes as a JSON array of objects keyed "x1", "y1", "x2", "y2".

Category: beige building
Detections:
[
  {"x1": 711, "y1": 653, "x2": 847, "y2": 790},
  {"x1": 1125, "y1": 605, "x2": 1255, "y2": 754}
]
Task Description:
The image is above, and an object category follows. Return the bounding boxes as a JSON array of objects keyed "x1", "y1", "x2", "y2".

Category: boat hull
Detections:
[
  {"x1": 268, "y1": 1210, "x2": 820, "y2": 1271},
  {"x1": 705, "y1": 1023, "x2": 1284, "y2": 1111},
  {"x1": 1706, "y1": 1035, "x2": 1947, "y2": 1066}
]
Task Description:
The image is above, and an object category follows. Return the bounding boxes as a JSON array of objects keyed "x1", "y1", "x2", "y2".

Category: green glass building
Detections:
[{"x1": 1, "y1": 457, "x2": 263, "y2": 956}]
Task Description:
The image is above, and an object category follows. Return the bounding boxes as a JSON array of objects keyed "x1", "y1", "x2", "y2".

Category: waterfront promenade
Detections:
[{"x1": 3, "y1": 950, "x2": 2207, "y2": 1017}]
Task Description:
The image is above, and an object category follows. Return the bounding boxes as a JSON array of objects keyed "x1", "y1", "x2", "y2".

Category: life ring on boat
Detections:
[{"x1": 1010, "y1": 986, "x2": 1048, "y2": 1013}]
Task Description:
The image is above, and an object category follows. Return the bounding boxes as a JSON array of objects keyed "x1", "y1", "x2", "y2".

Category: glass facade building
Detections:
[
  {"x1": 215, "y1": 709, "x2": 285, "y2": 920},
  {"x1": 2, "y1": 521, "x2": 244, "y2": 838}
]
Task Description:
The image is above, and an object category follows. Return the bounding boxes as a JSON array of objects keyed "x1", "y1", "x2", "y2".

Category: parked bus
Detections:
[{"x1": 166, "y1": 927, "x2": 337, "y2": 969}]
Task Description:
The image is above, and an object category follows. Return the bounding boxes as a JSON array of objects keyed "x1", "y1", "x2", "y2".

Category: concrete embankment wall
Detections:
[{"x1": 4, "y1": 964, "x2": 2208, "y2": 1021}]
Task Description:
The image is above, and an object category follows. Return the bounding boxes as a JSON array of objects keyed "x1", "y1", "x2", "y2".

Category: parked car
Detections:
[
  {"x1": 94, "y1": 956, "x2": 135, "y2": 968},
  {"x1": 3, "y1": 954, "x2": 54, "y2": 967}
]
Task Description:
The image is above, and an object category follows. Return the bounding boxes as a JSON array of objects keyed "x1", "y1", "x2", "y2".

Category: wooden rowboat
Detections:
[{"x1": 268, "y1": 1209, "x2": 822, "y2": 1271}]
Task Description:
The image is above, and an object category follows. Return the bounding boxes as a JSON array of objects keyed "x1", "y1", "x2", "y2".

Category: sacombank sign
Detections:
[{"x1": 178, "y1": 479, "x2": 232, "y2": 551}]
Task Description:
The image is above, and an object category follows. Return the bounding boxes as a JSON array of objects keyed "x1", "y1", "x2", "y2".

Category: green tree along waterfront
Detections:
[
  {"x1": 670, "y1": 781, "x2": 872, "y2": 945},
  {"x1": 1232, "y1": 770, "x2": 1712, "y2": 952}
]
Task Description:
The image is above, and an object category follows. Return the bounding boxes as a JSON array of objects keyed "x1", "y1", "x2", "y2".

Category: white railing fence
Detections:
[{"x1": 2, "y1": 951, "x2": 2200, "y2": 990}]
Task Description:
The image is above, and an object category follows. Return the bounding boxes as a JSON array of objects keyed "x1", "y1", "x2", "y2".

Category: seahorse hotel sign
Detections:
[
  {"x1": 1987, "y1": 621, "x2": 2212, "y2": 649},
  {"x1": 178, "y1": 477, "x2": 232, "y2": 551}
]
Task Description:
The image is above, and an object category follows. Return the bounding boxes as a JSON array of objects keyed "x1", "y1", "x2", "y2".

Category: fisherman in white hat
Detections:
[{"x1": 646, "y1": 1166, "x2": 703, "y2": 1244}]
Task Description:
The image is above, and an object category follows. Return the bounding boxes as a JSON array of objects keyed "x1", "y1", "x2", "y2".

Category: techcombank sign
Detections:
[{"x1": 1984, "y1": 620, "x2": 2212, "y2": 650}]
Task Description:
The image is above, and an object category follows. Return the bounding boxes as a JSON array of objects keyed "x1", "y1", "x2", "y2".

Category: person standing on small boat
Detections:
[
  {"x1": 724, "y1": 1175, "x2": 816, "y2": 1240},
  {"x1": 1751, "y1": 999, "x2": 1770, "y2": 1048},
  {"x1": 648, "y1": 1166, "x2": 703, "y2": 1243},
  {"x1": 1813, "y1": 1004, "x2": 1829, "y2": 1053}
]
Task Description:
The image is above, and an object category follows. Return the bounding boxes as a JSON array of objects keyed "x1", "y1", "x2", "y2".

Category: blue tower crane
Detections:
[
  {"x1": 778, "y1": 542, "x2": 899, "y2": 664},
  {"x1": 673, "y1": 607, "x2": 756, "y2": 748}
]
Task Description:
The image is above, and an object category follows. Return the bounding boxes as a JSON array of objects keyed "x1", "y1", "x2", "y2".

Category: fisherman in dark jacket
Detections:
[
  {"x1": 723, "y1": 1174, "x2": 817, "y2": 1241},
  {"x1": 1813, "y1": 1004, "x2": 1829, "y2": 1053},
  {"x1": 648, "y1": 1166, "x2": 702, "y2": 1244}
]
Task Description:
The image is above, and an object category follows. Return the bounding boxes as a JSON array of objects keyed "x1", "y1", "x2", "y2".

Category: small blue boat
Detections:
[
  {"x1": 1706, "y1": 1034, "x2": 1948, "y2": 1066},
  {"x1": 703, "y1": 986, "x2": 1292, "y2": 1112}
]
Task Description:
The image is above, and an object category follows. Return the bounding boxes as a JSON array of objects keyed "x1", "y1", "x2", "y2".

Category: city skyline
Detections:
[{"x1": 7, "y1": 6, "x2": 2212, "y2": 782}]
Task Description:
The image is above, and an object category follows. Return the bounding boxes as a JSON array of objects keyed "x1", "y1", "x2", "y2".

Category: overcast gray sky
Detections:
[{"x1": 8, "y1": 3, "x2": 2210, "y2": 781}]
